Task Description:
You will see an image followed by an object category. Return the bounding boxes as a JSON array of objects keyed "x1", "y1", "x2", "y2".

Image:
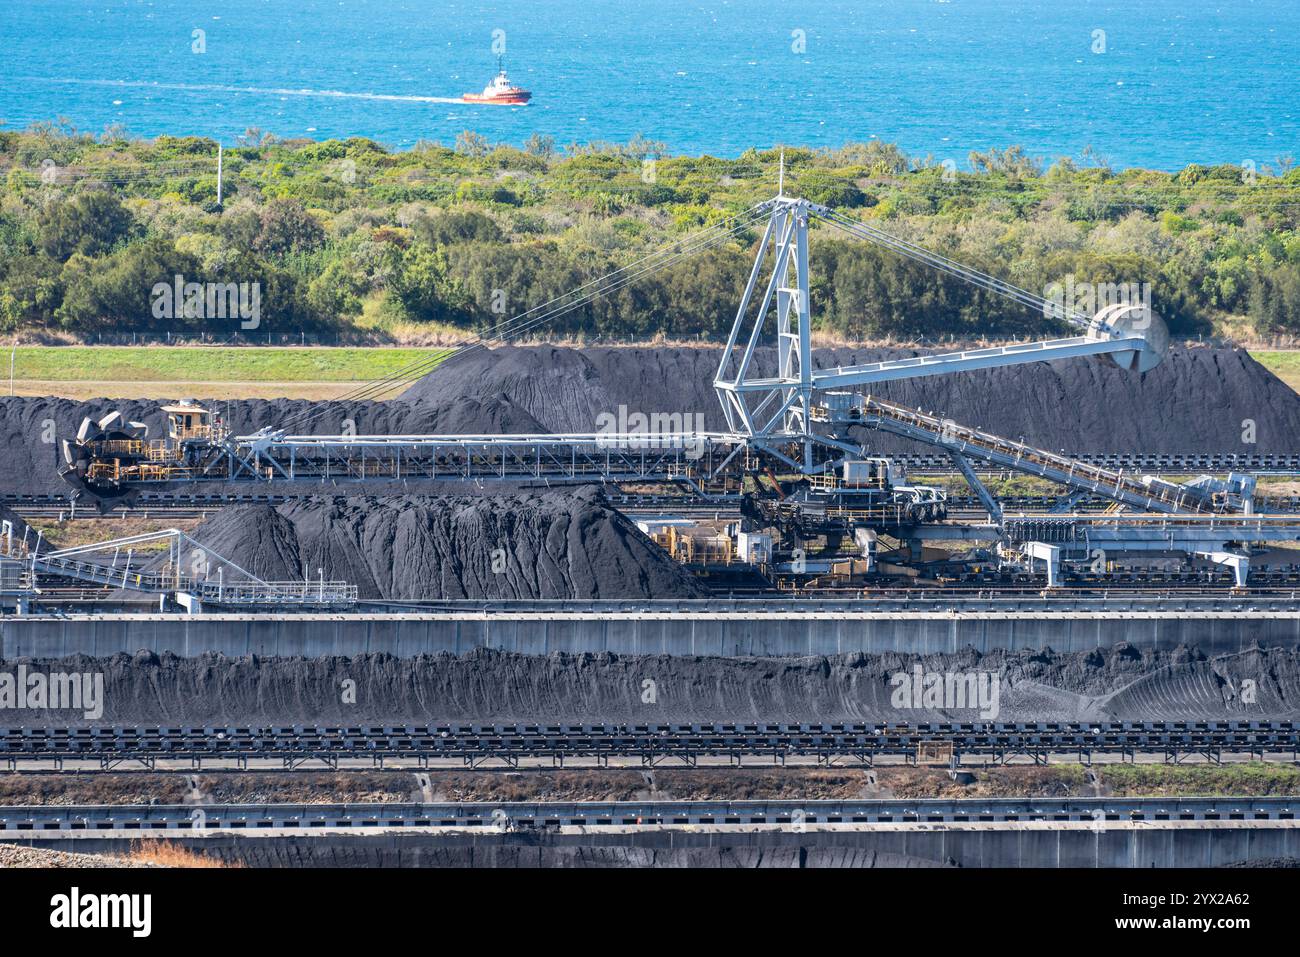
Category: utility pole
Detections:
[
  {"x1": 216, "y1": 143, "x2": 224, "y2": 208},
  {"x1": 8, "y1": 341, "x2": 14, "y2": 396}
]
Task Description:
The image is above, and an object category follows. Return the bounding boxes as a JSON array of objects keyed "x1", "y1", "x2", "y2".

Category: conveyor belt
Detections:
[
  {"x1": 7, "y1": 452, "x2": 1300, "y2": 514},
  {"x1": 862, "y1": 397, "x2": 1223, "y2": 513},
  {"x1": 896, "y1": 451, "x2": 1300, "y2": 476},
  {"x1": 3, "y1": 722, "x2": 1295, "y2": 770}
]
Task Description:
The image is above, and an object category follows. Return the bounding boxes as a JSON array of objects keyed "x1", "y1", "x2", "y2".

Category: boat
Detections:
[{"x1": 462, "y1": 59, "x2": 531, "y2": 105}]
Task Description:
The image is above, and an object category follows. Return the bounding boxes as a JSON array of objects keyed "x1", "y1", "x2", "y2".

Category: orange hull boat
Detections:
[{"x1": 463, "y1": 63, "x2": 531, "y2": 105}]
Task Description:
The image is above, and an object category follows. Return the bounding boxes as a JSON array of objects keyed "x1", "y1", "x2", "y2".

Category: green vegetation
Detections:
[
  {"x1": 1098, "y1": 763, "x2": 1300, "y2": 797},
  {"x1": 2, "y1": 122, "x2": 1299, "y2": 344},
  {"x1": 6, "y1": 345, "x2": 441, "y2": 382},
  {"x1": 1252, "y1": 350, "x2": 1300, "y2": 391}
]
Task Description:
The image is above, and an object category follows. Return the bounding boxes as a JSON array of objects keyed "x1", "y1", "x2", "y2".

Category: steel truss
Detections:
[
  {"x1": 13, "y1": 528, "x2": 356, "y2": 606},
  {"x1": 231, "y1": 431, "x2": 750, "y2": 487}
]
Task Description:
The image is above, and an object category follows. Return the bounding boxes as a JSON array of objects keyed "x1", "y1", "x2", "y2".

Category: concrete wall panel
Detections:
[{"x1": 4, "y1": 612, "x2": 1299, "y2": 659}]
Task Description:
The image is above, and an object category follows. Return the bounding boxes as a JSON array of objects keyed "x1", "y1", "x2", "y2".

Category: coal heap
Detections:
[
  {"x1": 401, "y1": 344, "x2": 1300, "y2": 454},
  {"x1": 182, "y1": 489, "x2": 706, "y2": 600}
]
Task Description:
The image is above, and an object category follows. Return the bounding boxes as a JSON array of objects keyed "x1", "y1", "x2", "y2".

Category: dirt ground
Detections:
[{"x1": 1, "y1": 763, "x2": 1296, "y2": 806}]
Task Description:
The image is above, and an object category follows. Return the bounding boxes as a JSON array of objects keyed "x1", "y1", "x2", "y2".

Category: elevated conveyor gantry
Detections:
[{"x1": 853, "y1": 396, "x2": 1223, "y2": 515}]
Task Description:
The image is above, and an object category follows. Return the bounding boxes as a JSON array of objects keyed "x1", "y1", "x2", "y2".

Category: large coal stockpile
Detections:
[
  {"x1": 0, "y1": 392, "x2": 542, "y2": 497},
  {"x1": 401, "y1": 344, "x2": 1300, "y2": 454},
  {"x1": 181, "y1": 489, "x2": 706, "y2": 600},
  {"x1": 5, "y1": 644, "x2": 1298, "y2": 727},
  {"x1": 4, "y1": 342, "x2": 1295, "y2": 499}
]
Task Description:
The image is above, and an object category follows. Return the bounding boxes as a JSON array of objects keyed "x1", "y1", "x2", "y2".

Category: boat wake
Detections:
[{"x1": 30, "y1": 77, "x2": 469, "y2": 106}]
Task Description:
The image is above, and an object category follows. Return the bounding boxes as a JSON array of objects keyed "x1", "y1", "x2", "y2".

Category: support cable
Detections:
[
  {"x1": 277, "y1": 205, "x2": 768, "y2": 432},
  {"x1": 812, "y1": 208, "x2": 1094, "y2": 329}
]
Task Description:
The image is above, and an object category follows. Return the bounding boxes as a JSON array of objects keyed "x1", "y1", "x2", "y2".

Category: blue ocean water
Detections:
[{"x1": 0, "y1": 0, "x2": 1295, "y2": 170}]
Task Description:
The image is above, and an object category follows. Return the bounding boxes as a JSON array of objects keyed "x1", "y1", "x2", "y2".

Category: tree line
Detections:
[{"x1": 2, "y1": 122, "x2": 1298, "y2": 342}]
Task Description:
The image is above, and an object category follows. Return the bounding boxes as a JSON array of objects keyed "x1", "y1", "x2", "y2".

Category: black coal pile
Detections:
[
  {"x1": 180, "y1": 489, "x2": 705, "y2": 600},
  {"x1": 5, "y1": 644, "x2": 1297, "y2": 728},
  {"x1": 401, "y1": 344, "x2": 1300, "y2": 454},
  {"x1": 404, "y1": 393, "x2": 544, "y2": 434},
  {"x1": 5, "y1": 342, "x2": 1295, "y2": 499},
  {"x1": 0, "y1": 392, "x2": 543, "y2": 497}
]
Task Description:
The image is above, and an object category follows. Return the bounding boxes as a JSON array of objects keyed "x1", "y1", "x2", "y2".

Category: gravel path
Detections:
[{"x1": 0, "y1": 843, "x2": 151, "y2": 868}]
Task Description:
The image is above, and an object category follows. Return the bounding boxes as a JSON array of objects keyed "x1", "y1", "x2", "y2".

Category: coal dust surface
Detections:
[
  {"x1": 4, "y1": 644, "x2": 1296, "y2": 728},
  {"x1": 402, "y1": 344, "x2": 1300, "y2": 454},
  {"x1": 177, "y1": 490, "x2": 707, "y2": 600}
]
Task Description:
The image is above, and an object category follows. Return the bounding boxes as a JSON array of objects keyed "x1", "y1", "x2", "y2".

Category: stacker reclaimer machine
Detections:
[{"x1": 54, "y1": 192, "x2": 1293, "y2": 586}]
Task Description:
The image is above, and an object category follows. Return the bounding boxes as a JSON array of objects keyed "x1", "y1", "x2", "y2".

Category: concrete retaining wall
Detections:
[
  {"x1": 11, "y1": 823, "x2": 1299, "y2": 867},
  {"x1": 2, "y1": 611, "x2": 1298, "y2": 658}
]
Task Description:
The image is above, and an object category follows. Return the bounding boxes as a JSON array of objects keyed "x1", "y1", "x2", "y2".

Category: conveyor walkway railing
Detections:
[
  {"x1": 1, "y1": 796, "x2": 1297, "y2": 830},
  {"x1": 860, "y1": 396, "x2": 1225, "y2": 514},
  {"x1": 13, "y1": 529, "x2": 357, "y2": 606},
  {"x1": 3, "y1": 721, "x2": 1294, "y2": 771}
]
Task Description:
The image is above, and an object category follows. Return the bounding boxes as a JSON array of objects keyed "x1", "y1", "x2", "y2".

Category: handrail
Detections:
[{"x1": 861, "y1": 395, "x2": 1217, "y2": 514}]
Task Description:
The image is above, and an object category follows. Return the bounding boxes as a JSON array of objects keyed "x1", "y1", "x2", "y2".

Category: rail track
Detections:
[
  {"x1": 3, "y1": 722, "x2": 1297, "y2": 771},
  {"x1": 1, "y1": 796, "x2": 1297, "y2": 831}
]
